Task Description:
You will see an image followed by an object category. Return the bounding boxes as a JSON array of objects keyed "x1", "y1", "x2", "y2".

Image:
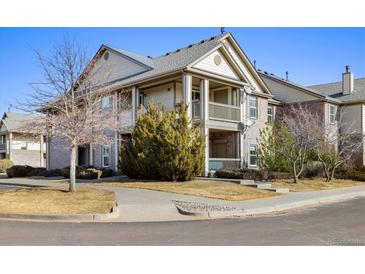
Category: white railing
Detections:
[
  {"x1": 209, "y1": 102, "x2": 240, "y2": 122},
  {"x1": 209, "y1": 158, "x2": 241, "y2": 170},
  {"x1": 119, "y1": 111, "x2": 133, "y2": 130},
  {"x1": 0, "y1": 143, "x2": 6, "y2": 151}
]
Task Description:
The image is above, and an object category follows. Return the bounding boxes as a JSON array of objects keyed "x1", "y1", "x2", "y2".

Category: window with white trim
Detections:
[
  {"x1": 249, "y1": 144, "x2": 258, "y2": 166},
  {"x1": 102, "y1": 146, "x2": 111, "y2": 167},
  {"x1": 249, "y1": 96, "x2": 258, "y2": 119},
  {"x1": 267, "y1": 105, "x2": 274, "y2": 123},
  {"x1": 0, "y1": 135, "x2": 5, "y2": 144},
  {"x1": 102, "y1": 96, "x2": 111, "y2": 112},
  {"x1": 329, "y1": 105, "x2": 337, "y2": 124}
]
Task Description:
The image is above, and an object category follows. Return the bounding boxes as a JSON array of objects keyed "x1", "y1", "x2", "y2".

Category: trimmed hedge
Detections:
[
  {"x1": 60, "y1": 166, "x2": 114, "y2": 180},
  {"x1": 5, "y1": 165, "x2": 114, "y2": 179},
  {"x1": 335, "y1": 166, "x2": 365, "y2": 181},
  {"x1": 215, "y1": 168, "x2": 269, "y2": 181},
  {"x1": 6, "y1": 165, "x2": 34, "y2": 178},
  {"x1": 0, "y1": 159, "x2": 13, "y2": 173},
  {"x1": 215, "y1": 168, "x2": 292, "y2": 181}
]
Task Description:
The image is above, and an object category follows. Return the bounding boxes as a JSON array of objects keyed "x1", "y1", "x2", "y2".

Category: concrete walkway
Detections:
[{"x1": 1, "y1": 176, "x2": 365, "y2": 222}]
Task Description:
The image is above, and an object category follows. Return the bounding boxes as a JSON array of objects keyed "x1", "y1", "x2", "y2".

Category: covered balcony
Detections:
[{"x1": 191, "y1": 77, "x2": 241, "y2": 123}]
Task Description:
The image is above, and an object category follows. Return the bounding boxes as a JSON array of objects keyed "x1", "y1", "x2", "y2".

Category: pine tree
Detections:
[{"x1": 119, "y1": 102, "x2": 205, "y2": 181}]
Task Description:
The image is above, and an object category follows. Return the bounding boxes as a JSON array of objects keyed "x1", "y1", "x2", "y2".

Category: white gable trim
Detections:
[
  {"x1": 219, "y1": 34, "x2": 272, "y2": 95},
  {"x1": 187, "y1": 45, "x2": 249, "y2": 83}
]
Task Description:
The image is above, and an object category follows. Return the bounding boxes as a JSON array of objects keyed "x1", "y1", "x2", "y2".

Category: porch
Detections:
[{"x1": 208, "y1": 129, "x2": 241, "y2": 171}]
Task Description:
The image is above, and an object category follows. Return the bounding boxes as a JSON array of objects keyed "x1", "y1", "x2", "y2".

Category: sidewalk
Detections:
[{"x1": 1, "y1": 176, "x2": 365, "y2": 222}]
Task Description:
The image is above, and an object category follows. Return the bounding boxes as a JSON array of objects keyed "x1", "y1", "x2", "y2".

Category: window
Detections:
[
  {"x1": 102, "y1": 96, "x2": 111, "y2": 111},
  {"x1": 139, "y1": 92, "x2": 145, "y2": 108},
  {"x1": 267, "y1": 105, "x2": 274, "y2": 123},
  {"x1": 102, "y1": 146, "x2": 111, "y2": 167},
  {"x1": 249, "y1": 96, "x2": 258, "y2": 119},
  {"x1": 192, "y1": 90, "x2": 200, "y2": 101},
  {"x1": 249, "y1": 144, "x2": 258, "y2": 166},
  {"x1": 329, "y1": 105, "x2": 337, "y2": 123},
  {"x1": 0, "y1": 135, "x2": 5, "y2": 144}
]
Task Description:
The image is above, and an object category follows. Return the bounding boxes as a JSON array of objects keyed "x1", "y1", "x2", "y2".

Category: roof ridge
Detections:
[
  {"x1": 152, "y1": 32, "x2": 228, "y2": 59},
  {"x1": 308, "y1": 77, "x2": 365, "y2": 88}
]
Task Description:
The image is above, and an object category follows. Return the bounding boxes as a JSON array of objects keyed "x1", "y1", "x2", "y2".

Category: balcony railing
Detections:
[
  {"x1": 208, "y1": 158, "x2": 241, "y2": 170},
  {"x1": 209, "y1": 102, "x2": 240, "y2": 122},
  {"x1": 119, "y1": 111, "x2": 133, "y2": 130},
  {"x1": 0, "y1": 143, "x2": 6, "y2": 151}
]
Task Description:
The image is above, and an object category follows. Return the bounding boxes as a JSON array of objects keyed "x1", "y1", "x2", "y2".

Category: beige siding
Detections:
[
  {"x1": 193, "y1": 50, "x2": 239, "y2": 80},
  {"x1": 142, "y1": 82, "x2": 175, "y2": 110},
  {"x1": 91, "y1": 50, "x2": 148, "y2": 83},
  {"x1": 261, "y1": 77, "x2": 318, "y2": 103},
  {"x1": 243, "y1": 96, "x2": 268, "y2": 167},
  {"x1": 222, "y1": 39, "x2": 263, "y2": 93},
  {"x1": 341, "y1": 104, "x2": 362, "y2": 134}
]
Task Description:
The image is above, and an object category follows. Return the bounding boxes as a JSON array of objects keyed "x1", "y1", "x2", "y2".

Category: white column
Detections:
[
  {"x1": 183, "y1": 74, "x2": 192, "y2": 117},
  {"x1": 89, "y1": 145, "x2": 93, "y2": 166},
  {"x1": 8, "y1": 132, "x2": 12, "y2": 161},
  {"x1": 240, "y1": 88, "x2": 245, "y2": 168},
  {"x1": 201, "y1": 79, "x2": 209, "y2": 176},
  {"x1": 40, "y1": 135, "x2": 44, "y2": 167},
  {"x1": 131, "y1": 86, "x2": 137, "y2": 125}
]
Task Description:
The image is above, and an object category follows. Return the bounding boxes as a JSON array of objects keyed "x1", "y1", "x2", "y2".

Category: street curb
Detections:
[
  {"x1": 175, "y1": 191, "x2": 365, "y2": 219},
  {"x1": 0, "y1": 204, "x2": 119, "y2": 222}
]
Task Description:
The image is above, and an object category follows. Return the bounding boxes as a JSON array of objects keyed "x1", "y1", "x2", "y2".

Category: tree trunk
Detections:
[
  {"x1": 328, "y1": 168, "x2": 336, "y2": 183},
  {"x1": 69, "y1": 146, "x2": 77, "y2": 192},
  {"x1": 292, "y1": 163, "x2": 299, "y2": 183}
]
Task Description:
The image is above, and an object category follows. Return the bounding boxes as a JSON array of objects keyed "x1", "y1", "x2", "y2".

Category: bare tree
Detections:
[
  {"x1": 276, "y1": 104, "x2": 321, "y2": 183},
  {"x1": 315, "y1": 109, "x2": 363, "y2": 182},
  {"x1": 20, "y1": 38, "x2": 130, "y2": 192}
]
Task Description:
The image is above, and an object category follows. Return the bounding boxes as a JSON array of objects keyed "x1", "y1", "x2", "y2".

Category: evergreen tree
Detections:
[{"x1": 119, "y1": 102, "x2": 205, "y2": 181}]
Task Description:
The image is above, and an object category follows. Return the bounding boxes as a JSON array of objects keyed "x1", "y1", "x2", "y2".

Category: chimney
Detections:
[{"x1": 342, "y1": 65, "x2": 354, "y2": 95}]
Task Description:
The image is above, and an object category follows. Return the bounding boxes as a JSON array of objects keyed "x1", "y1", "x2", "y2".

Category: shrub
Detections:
[
  {"x1": 119, "y1": 102, "x2": 205, "y2": 181},
  {"x1": 26, "y1": 167, "x2": 46, "y2": 177},
  {"x1": 100, "y1": 168, "x2": 114, "y2": 178},
  {"x1": 302, "y1": 161, "x2": 324, "y2": 178},
  {"x1": 6, "y1": 165, "x2": 33, "y2": 178},
  {"x1": 215, "y1": 168, "x2": 269, "y2": 181},
  {"x1": 267, "y1": 171, "x2": 292, "y2": 180},
  {"x1": 335, "y1": 165, "x2": 365, "y2": 181},
  {"x1": 0, "y1": 159, "x2": 13, "y2": 173},
  {"x1": 77, "y1": 168, "x2": 102, "y2": 179},
  {"x1": 60, "y1": 166, "x2": 111, "y2": 179},
  {"x1": 44, "y1": 169, "x2": 63, "y2": 177}
]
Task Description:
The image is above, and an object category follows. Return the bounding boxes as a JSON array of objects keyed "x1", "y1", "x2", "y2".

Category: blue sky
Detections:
[{"x1": 0, "y1": 27, "x2": 364, "y2": 115}]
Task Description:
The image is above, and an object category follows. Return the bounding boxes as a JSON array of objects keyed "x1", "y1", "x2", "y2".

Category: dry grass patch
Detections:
[
  {"x1": 0, "y1": 187, "x2": 116, "y2": 215},
  {"x1": 97, "y1": 180, "x2": 277, "y2": 201},
  {"x1": 272, "y1": 178, "x2": 365, "y2": 192}
]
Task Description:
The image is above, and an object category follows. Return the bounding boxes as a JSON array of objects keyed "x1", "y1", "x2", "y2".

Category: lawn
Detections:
[
  {"x1": 0, "y1": 187, "x2": 116, "y2": 214},
  {"x1": 96, "y1": 180, "x2": 278, "y2": 201},
  {"x1": 272, "y1": 178, "x2": 365, "y2": 192}
]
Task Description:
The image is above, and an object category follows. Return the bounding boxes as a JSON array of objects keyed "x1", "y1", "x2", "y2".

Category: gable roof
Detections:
[
  {"x1": 308, "y1": 77, "x2": 365, "y2": 103},
  {"x1": 0, "y1": 112, "x2": 42, "y2": 133},
  {"x1": 258, "y1": 70, "x2": 342, "y2": 104},
  {"x1": 104, "y1": 45, "x2": 155, "y2": 69},
  {"x1": 106, "y1": 33, "x2": 229, "y2": 88}
]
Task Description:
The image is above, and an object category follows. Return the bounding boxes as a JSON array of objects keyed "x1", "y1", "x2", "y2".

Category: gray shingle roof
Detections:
[
  {"x1": 308, "y1": 77, "x2": 365, "y2": 103},
  {"x1": 0, "y1": 112, "x2": 42, "y2": 133},
  {"x1": 107, "y1": 33, "x2": 228, "y2": 88}
]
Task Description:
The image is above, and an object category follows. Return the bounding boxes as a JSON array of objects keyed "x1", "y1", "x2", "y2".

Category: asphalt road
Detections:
[{"x1": 0, "y1": 198, "x2": 364, "y2": 245}]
